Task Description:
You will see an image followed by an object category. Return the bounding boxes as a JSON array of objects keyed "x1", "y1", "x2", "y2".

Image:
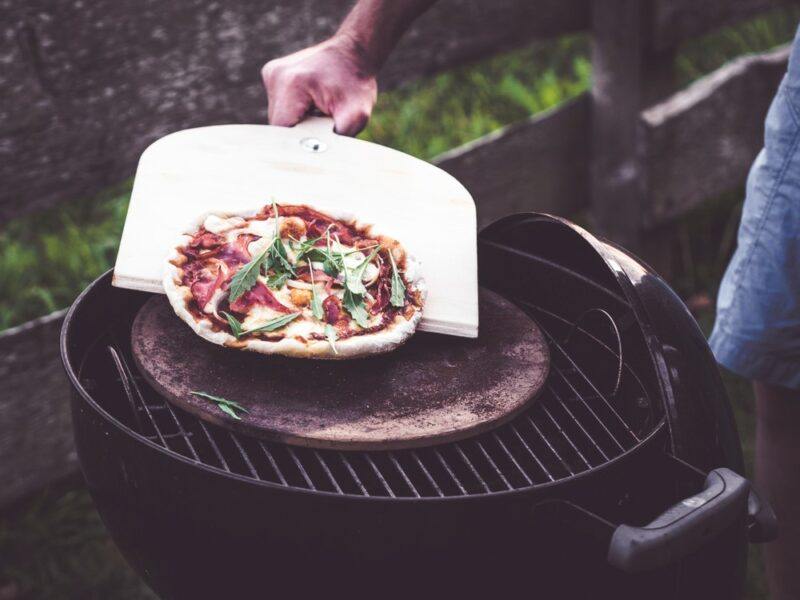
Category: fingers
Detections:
[
  {"x1": 331, "y1": 81, "x2": 377, "y2": 136},
  {"x1": 269, "y1": 92, "x2": 313, "y2": 128},
  {"x1": 332, "y1": 103, "x2": 371, "y2": 136},
  {"x1": 261, "y1": 50, "x2": 377, "y2": 135},
  {"x1": 263, "y1": 62, "x2": 313, "y2": 127}
]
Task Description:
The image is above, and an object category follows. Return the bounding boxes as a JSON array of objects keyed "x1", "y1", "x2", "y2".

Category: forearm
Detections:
[{"x1": 336, "y1": 0, "x2": 438, "y2": 72}]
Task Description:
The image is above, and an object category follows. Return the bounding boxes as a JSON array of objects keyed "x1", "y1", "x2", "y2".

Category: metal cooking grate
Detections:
[{"x1": 80, "y1": 301, "x2": 655, "y2": 498}]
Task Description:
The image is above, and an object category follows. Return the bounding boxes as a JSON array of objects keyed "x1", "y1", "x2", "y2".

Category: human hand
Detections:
[{"x1": 261, "y1": 34, "x2": 378, "y2": 136}]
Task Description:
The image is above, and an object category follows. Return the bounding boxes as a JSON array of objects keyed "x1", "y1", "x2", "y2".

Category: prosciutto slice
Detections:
[
  {"x1": 229, "y1": 282, "x2": 291, "y2": 314},
  {"x1": 216, "y1": 233, "x2": 258, "y2": 268},
  {"x1": 190, "y1": 265, "x2": 225, "y2": 310}
]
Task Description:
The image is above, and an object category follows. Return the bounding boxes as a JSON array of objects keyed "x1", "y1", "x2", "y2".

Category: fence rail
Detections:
[
  {"x1": 0, "y1": 0, "x2": 797, "y2": 508},
  {"x1": 642, "y1": 45, "x2": 789, "y2": 226}
]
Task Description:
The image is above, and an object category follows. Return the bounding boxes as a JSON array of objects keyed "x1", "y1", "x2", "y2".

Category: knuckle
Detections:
[
  {"x1": 286, "y1": 69, "x2": 311, "y2": 86},
  {"x1": 261, "y1": 61, "x2": 282, "y2": 88}
]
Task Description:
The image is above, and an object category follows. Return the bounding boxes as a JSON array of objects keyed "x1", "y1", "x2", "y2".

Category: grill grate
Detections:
[{"x1": 81, "y1": 301, "x2": 656, "y2": 498}]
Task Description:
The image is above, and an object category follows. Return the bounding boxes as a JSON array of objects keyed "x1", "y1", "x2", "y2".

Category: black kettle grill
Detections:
[{"x1": 61, "y1": 214, "x2": 776, "y2": 599}]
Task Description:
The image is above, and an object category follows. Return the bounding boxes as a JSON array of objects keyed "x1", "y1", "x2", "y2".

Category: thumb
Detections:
[{"x1": 332, "y1": 102, "x2": 371, "y2": 137}]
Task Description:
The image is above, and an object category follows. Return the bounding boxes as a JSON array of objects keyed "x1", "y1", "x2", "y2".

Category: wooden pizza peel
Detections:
[{"x1": 113, "y1": 116, "x2": 478, "y2": 338}]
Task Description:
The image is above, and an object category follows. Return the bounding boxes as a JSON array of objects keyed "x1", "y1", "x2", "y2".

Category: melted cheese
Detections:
[
  {"x1": 203, "y1": 288, "x2": 226, "y2": 317},
  {"x1": 204, "y1": 215, "x2": 244, "y2": 234},
  {"x1": 241, "y1": 217, "x2": 277, "y2": 239}
]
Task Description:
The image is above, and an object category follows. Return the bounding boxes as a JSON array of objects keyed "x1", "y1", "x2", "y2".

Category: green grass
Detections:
[
  {"x1": 3, "y1": 6, "x2": 800, "y2": 599},
  {"x1": 362, "y1": 35, "x2": 591, "y2": 159},
  {"x1": 0, "y1": 486, "x2": 155, "y2": 600},
  {"x1": 0, "y1": 182, "x2": 131, "y2": 331}
]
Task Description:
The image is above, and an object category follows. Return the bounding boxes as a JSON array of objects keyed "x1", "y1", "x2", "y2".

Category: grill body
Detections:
[{"x1": 62, "y1": 215, "x2": 764, "y2": 599}]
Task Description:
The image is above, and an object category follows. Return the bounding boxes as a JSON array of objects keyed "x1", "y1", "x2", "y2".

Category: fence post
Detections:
[{"x1": 590, "y1": 0, "x2": 675, "y2": 259}]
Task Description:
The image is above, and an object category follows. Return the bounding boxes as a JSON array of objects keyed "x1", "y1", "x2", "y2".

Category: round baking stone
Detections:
[{"x1": 131, "y1": 288, "x2": 549, "y2": 450}]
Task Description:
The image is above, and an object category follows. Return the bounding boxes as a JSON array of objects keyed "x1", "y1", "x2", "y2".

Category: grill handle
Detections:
[
  {"x1": 607, "y1": 467, "x2": 749, "y2": 573},
  {"x1": 747, "y1": 484, "x2": 778, "y2": 543}
]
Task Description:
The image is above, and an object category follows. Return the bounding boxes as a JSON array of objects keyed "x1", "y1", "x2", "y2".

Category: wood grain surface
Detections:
[{"x1": 113, "y1": 117, "x2": 479, "y2": 338}]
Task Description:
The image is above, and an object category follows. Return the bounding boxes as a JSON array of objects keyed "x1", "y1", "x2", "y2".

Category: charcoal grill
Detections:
[{"x1": 61, "y1": 214, "x2": 776, "y2": 599}]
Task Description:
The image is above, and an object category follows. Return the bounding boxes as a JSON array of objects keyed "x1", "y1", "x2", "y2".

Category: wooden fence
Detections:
[{"x1": 0, "y1": 0, "x2": 796, "y2": 508}]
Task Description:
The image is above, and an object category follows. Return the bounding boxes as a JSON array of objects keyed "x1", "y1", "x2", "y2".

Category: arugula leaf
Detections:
[
  {"x1": 218, "y1": 404, "x2": 242, "y2": 420},
  {"x1": 268, "y1": 236, "x2": 295, "y2": 275},
  {"x1": 222, "y1": 311, "x2": 300, "y2": 338},
  {"x1": 343, "y1": 289, "x2": 370, "y2": 328},
  {"x1": 321, "y1": 229, "x2": 342, "y2": 277},
  {"x1": 294, "y1": 235, "x2": 323, "y2": 262},
  {"x1": 190, "y1": 391, "x2": 249, "y2": 420},
  {"x1": 322, "y1": 256, "x2": 341, "y2": 278},
  {"x1": 310, "y1": 269, "x2": 324, "y2": 320},
  {"x1": 228, "y1": 249, "x2": 268, "y2": 303},
  {"x1": 346, "y1": 247, "x2": 379, "y2": 295},
  {"x1": 325, "y1": 324, "x2": 338, "y2": 354},
  {"x1": 244, "y1": 312, "x2": 301, "y2": 334},
  {"x1": 261, "y1": 201, "x2": 295, "y2": 277},
  {"x1": 389, "y1": 252, "x2": 406, "y2": 308},
  {"x1": 266, "y1": 272, "x2": 290, "y2": 290},
  {"x1": 302, "y1": 247, "x2": 329, "y2": 264},
  {"x1": 221, "y1": 311, "x2": 244, "y2": 338},
  {"x1": 335, "y1": 237, "x2": 359, "y2": 296}
]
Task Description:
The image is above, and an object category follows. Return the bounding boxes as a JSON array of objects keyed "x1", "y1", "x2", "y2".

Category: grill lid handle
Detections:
[
  {"x1": 747, "y1": 485, "x2": 778, "y2": 543},
  {"x1": 607, "y1": 467, "x2": 750, "y2": 573}
]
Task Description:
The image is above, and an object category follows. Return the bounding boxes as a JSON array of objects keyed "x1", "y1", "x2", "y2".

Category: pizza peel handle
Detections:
[
  {"x1": 293, "y1": 114, "x2": 336, "y2": 139},
  {"x1": 113, "y1": 116, "x2": 479, "y2": 338}
]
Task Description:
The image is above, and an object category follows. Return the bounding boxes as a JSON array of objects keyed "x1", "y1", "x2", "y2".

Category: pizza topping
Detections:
[
  {"x1": 229, "y1": 281, "x2": 291, "y2": 314},
  {"x1": 389, "y1": 252, "x2": 406, "y2": 308},
  {"x1": 266, "y1": 272, "x2": 291, "y2": 290},
  {"x1": 216, "y1": 233, "x2": 258, "y2": 267},
  {"x1": 190, "y1": 274, "x2": 220, "y2": 311},
  {"x1": 190, "y1": 231, "x2": 224, "y2": 250},
  {"x1": 342, "y1": 289, "x2": 370, "y2": 328},
  {"x1": 371, "y1": 277, "x2": 390, "y2": 315},
  {"x1": 176, "y1": 203, "x2": 422, "y2": 345},
  {"x1": 279, "y1": 216, "x2": 307, "y2": 239},
  {"x1": 322, "y1": 294, "x2": 344, "y2": 324},
  {"x1": 228, "y1": 248, "x2": 268, "y2": 303},
  {"x1": 221, "y1": 311, "x2": 300, "y2": 339},
  {"x1": 309, "y1": 269, "x2": 325, "y2": 320},
  {"x1": 290, "y1": 288, "x2": 312, "y2": 308},
  {"x1": 203, "y1": 215, "x2": 245, "y2": 234},
  {"x1": 325, "y1": 324, "x2": 339, "y2": 355},
  {"x1": 244, "y1": 312, "x2": 301, "y2": 335}
]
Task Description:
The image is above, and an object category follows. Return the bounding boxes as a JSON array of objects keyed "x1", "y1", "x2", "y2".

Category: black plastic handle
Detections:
[
  {"x1": 747, "y1": 485, "x2": 778, "y2": 543},
  {"x1": 607, "y1": 468, "x2": 749, "y2": 573}
]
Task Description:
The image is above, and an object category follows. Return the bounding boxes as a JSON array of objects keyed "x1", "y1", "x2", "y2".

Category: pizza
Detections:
[{"x1": 163, "y1": 202, "x2": 426, "y2": 359}]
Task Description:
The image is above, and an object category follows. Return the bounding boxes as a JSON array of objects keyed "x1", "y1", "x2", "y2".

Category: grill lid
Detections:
[{"x1": 478, "y1": 213, "x2": 742, "y2": 474}]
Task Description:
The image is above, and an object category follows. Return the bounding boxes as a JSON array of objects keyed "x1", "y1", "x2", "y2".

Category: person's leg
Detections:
[{"x1": 755, "y1": 381, "x2": 800, "y2": 600}]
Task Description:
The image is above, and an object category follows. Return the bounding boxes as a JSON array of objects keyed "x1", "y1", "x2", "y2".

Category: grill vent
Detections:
[{"x1": 84, "y1": 303, "x2": 655, "y2": 498}]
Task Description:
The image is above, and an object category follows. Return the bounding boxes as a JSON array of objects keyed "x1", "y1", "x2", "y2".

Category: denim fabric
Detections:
[{"x1": 709, "y1": 27, "x2": 800, "y2": 389}]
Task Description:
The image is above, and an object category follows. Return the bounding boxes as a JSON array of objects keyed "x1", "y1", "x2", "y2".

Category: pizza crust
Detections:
[{"x1": 163, "y1": 205, "x2": 426, "y2": 359}]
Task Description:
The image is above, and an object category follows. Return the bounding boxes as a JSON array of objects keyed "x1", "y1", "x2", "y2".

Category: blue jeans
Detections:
[{"x1": 709, "y1": 29, "x2": 800, "y2": 390}]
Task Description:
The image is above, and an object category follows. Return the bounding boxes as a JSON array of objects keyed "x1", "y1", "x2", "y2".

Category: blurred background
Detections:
[{"x1": 2, "y1": 1, "x2": 800, "y2": 598}]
